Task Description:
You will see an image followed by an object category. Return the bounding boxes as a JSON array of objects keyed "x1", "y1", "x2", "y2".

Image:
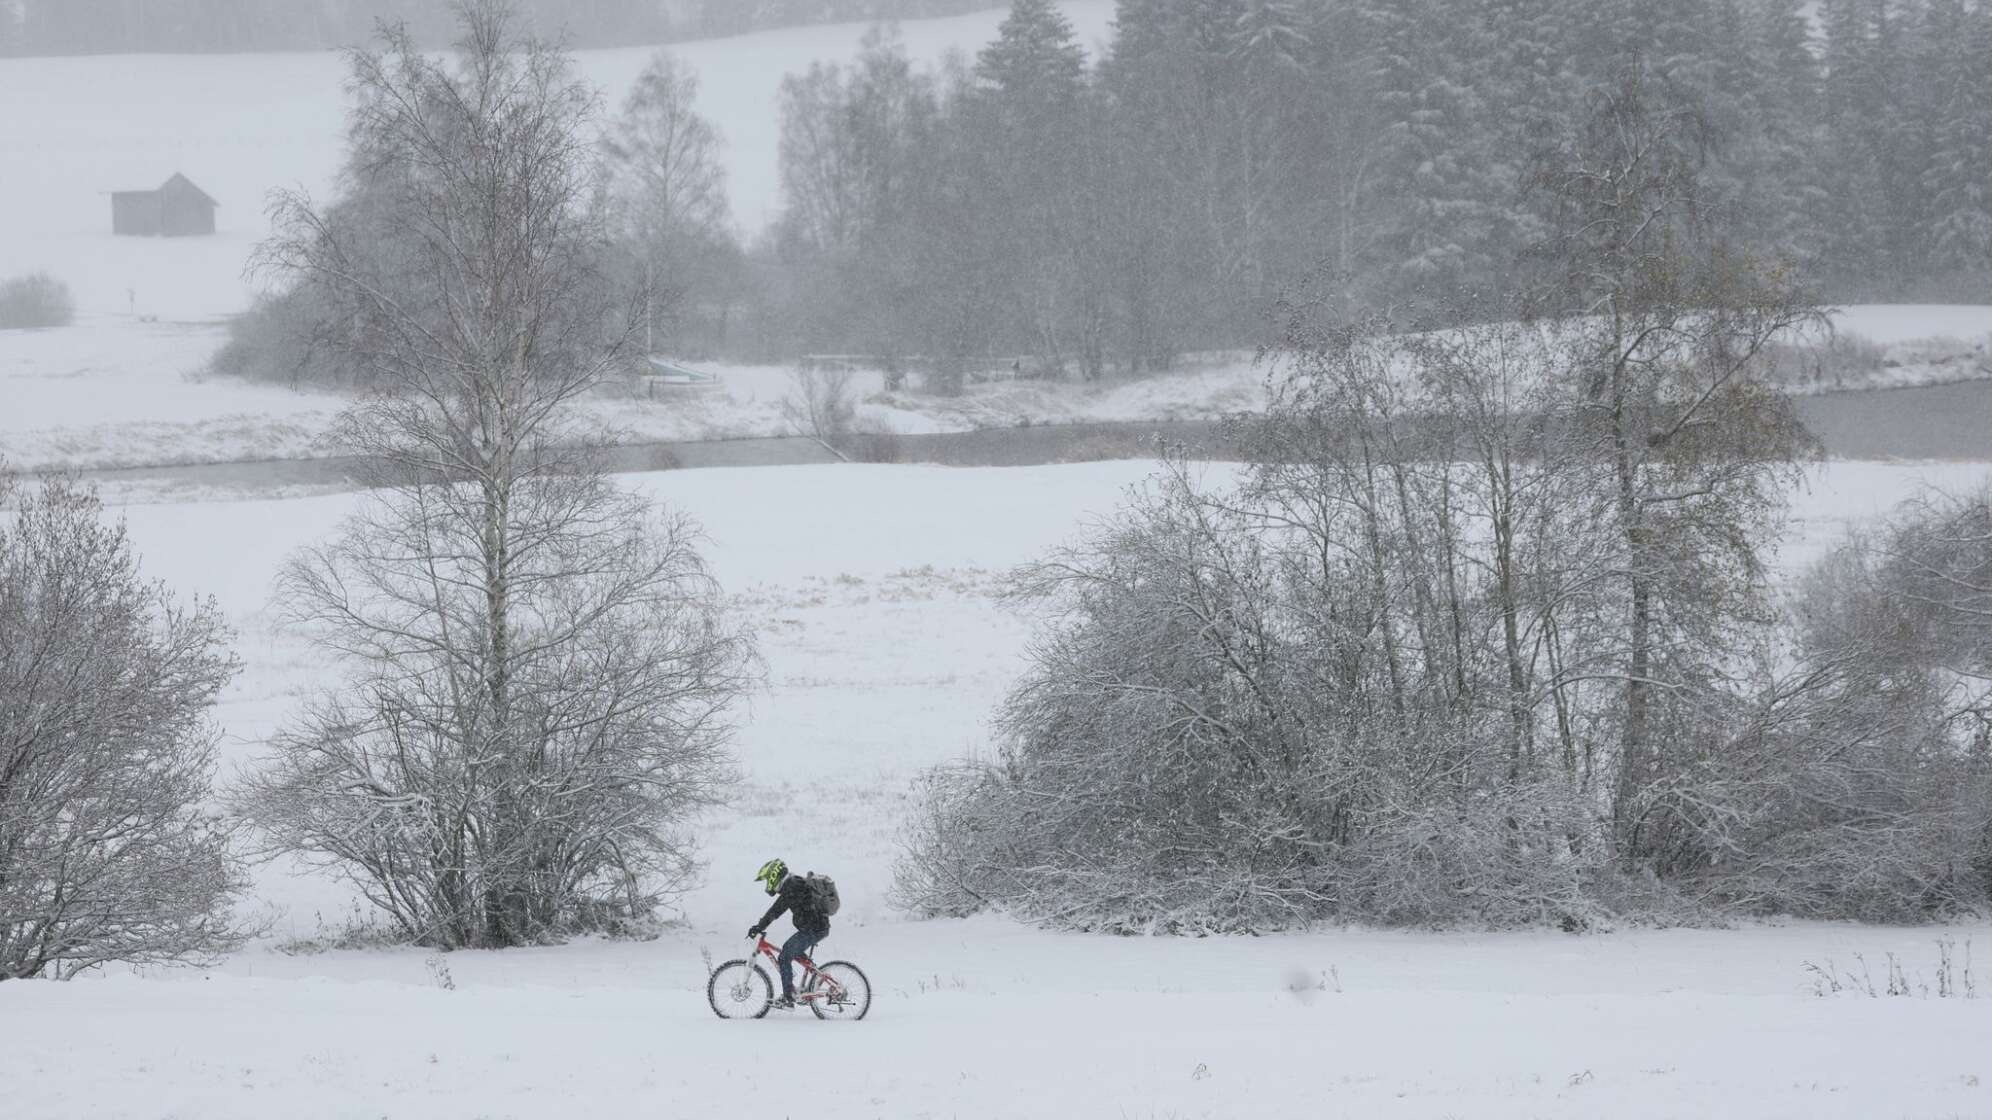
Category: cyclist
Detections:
[{"x1": 746, "y1": 857, "x2": 831, "y2": 1010}]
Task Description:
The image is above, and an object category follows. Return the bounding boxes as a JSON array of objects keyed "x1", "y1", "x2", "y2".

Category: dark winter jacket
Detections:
[{"x1": 756, "y1": 874, "x2": 830, "y2": 936}]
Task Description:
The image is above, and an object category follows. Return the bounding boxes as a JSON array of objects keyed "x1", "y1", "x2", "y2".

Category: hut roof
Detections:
[{"x1": 157, "y1": 173, "x2": 218, "y2": 208}]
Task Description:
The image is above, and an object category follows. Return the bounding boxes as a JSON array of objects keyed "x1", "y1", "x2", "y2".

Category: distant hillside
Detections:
[
  {"x1": 682, "y1": 1, "x2": 999, "y2": 40},
  {"x1": 0, "y1": 0, "x2": 1003, "y2": 56}
]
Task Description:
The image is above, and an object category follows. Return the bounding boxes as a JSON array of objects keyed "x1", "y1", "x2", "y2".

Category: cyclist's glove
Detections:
[{"x1": 747, "y1": 926, "x2": 763, "y2": 939}]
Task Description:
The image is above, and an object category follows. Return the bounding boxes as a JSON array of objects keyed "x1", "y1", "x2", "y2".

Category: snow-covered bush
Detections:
[
  {"x1": 1713, "y1": 487, "x2": 1992, "y2": 921},
  {"x1": 893, "y1": 455, "x2": 1616, "y2": 932},
  {"x1": 0, "y1": 271, "x2": 74, "y2": 330},
  {"x1": 1329, "y1": 783, "x2": 1611, "y2": 930},
  {"x1": 209, "y1": 285, "x2": 361, "y2": 388},
  {"x1": 0, "y1": 473, "x2": 246, "y2": 979}
]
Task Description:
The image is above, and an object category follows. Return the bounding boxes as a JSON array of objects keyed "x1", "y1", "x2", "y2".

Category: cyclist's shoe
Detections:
[{"x1": 770, "y1": 995, "x2": 796, "y2": 1010}]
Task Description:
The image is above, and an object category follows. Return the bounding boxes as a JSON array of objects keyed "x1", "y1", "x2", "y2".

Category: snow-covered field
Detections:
[
  {"x1": 6, "y1": 304, "x2": 1992, "y2": 473},
  {"x1": 7, "y1": 458, "x2": 1992, "y2": 1118},
  {"x1": 0, "y1": 316, "x2": 345, "y2": 469},
  {"x1": 11, "y1": 920, "x2": 1991, "y2": 1119}
]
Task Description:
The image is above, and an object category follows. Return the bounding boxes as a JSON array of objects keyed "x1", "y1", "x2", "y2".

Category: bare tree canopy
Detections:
[
  {"x1": 601, "y1": 50, "x2": 741, "y2": 355},
  {"x1": 237, "y1": 476, "x2": 755, "y2": 947},
  {"x1": 0, "y1": 474, "x2": 245, "y2": 979},
  {"x1": 256, "y1": 0, "x2": 630, "y2": 422}
]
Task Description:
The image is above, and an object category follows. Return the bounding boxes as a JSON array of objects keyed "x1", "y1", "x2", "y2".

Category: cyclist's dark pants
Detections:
[{"x1": 779, "y1": 929, "x2": 825, "y2": 999}]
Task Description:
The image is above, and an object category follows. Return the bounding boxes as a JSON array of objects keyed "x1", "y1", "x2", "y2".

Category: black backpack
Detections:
[{"x1": 804, "y1": 872, "x2": 841, "y2": 916}]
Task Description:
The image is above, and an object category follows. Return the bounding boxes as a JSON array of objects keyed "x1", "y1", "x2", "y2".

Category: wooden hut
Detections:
[{"x1": 111, "y1": 173, "x2": 217, "y2": 236}]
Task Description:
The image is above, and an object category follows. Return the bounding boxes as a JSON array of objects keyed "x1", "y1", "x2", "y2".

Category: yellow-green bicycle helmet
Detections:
[{"x1": 755, "y1": 858, "x2": 788, "y2": 896}]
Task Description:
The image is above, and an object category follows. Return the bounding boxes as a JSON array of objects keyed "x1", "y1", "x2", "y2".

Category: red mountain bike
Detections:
[{"x1": 708, "y1": 933, "x2": 872, "y2": 1020}]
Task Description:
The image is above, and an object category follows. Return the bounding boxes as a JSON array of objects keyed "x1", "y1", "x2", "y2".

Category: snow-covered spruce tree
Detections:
[
  {"x1": 1920, "y1": 0, "x2": 1992, "y2": 282},
  {"x1": 235, "y1": 3, "x2": 754, "y2": 949},
  {"x1": 0, "y1": 473, "x2": 244, "y2": 979},
  {"x1": 971, "y1": 0, "x2": 1094, "y2": 379}
]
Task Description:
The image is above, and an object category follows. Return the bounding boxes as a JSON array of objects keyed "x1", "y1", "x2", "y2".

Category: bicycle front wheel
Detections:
[
  {"x1": 707, "y1": 959, "x2": 773, "y2": 1019},
  {"x1": 808, "y1": 961, "x2": 872, "y2": 1021}
]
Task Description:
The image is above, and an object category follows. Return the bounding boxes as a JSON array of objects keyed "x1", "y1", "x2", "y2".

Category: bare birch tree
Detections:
[
  {"x1": 237, "y1": 2, "x2": 754, "y2": 948},
  {"x1": 1529, "y1": 66, "x2": 1821, "y2": 865},
  {"x1": 601, "y1": 50, "x2": 734, "y2": 353}
]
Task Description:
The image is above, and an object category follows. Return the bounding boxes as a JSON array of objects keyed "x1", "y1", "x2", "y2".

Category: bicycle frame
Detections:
[{"x1": 752, "y1": 933, "x2": 843, "y2": 1002}]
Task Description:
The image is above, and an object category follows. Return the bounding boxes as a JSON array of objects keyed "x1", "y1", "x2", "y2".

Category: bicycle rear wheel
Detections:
[
  {"x1": 707, "y1": 960, "x2": 773, "y2": 1019},
  {"x1": 807, "y1": 961, "x2": 871, "y2": 1020}
]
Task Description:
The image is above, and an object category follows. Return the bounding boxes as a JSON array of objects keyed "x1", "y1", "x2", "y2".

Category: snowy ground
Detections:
[
  {"x1": 9, "y1": 921, "x2": 1991, "y2": 1119},
  {"x1": 6, "y1": 305, "x2": 1992, "y2": 473},
  {"x1": 7, "y1": 458, "x2": 1992, "y2": 1118}
]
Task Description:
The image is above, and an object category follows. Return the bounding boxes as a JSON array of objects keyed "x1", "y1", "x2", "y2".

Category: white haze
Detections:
[{"x1": 0, "y1": 2, "x2": 1116, "y2": 318}]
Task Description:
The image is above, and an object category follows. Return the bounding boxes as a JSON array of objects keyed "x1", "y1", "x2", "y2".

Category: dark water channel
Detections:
[{"x1": 77, "y1": 380, "x2": 1992, "y2": 495}]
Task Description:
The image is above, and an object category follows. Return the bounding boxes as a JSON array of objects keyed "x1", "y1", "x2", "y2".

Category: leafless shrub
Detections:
[
  {"x1": 838, "y1": 415, "x2": 905, "y2": 463},
  {"x1": 782, "y1": 366, "x2": 857, "y2": 453},
  {"x1": 889, "y1": 764, "x2": 1005, "y2": 921},
  {"x1": 1806, "y1": 941, "x2": 1977, "y2": 999},
  {"x1": 1934, "y1": 937, "x2": 1975, "y2": 999},
  {"x1": 1757, "y1": 328, "x2": 1992, "y2": 393},
  {"x1": 1757, "y1": 330, "x2": 1886, "y2": 390},
  {"x1": 781, "y1": 366, "x2": 903, "y2": 462},
  {"x1": 272, "y1": 900, "x2": 404, "y2": 956},
  {"x1": 209, "y1": 286, "x2": 363, "y2": 388},
  {"x1": 1329, "y1": 784, "x2": 1610, "y2": 930},
  {"x1": 921, "y1": 359, "x2": 967, "y2": 397},
  {"x1": 1743, "y1": 484, "x2": 1992, "y2": 922},
  {"x1": 0, "y1": 272, "x2": 75, "y2": 330},
  {"x1": 0, "y1": 473, "x2": 246, "y2": 979},
  {"x1": 1888, "y1": 333, "x2": 1989, "y2": 375},
  {"x1": 1803, "y1": 958, "x2": 1843, "y2": 997}
]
